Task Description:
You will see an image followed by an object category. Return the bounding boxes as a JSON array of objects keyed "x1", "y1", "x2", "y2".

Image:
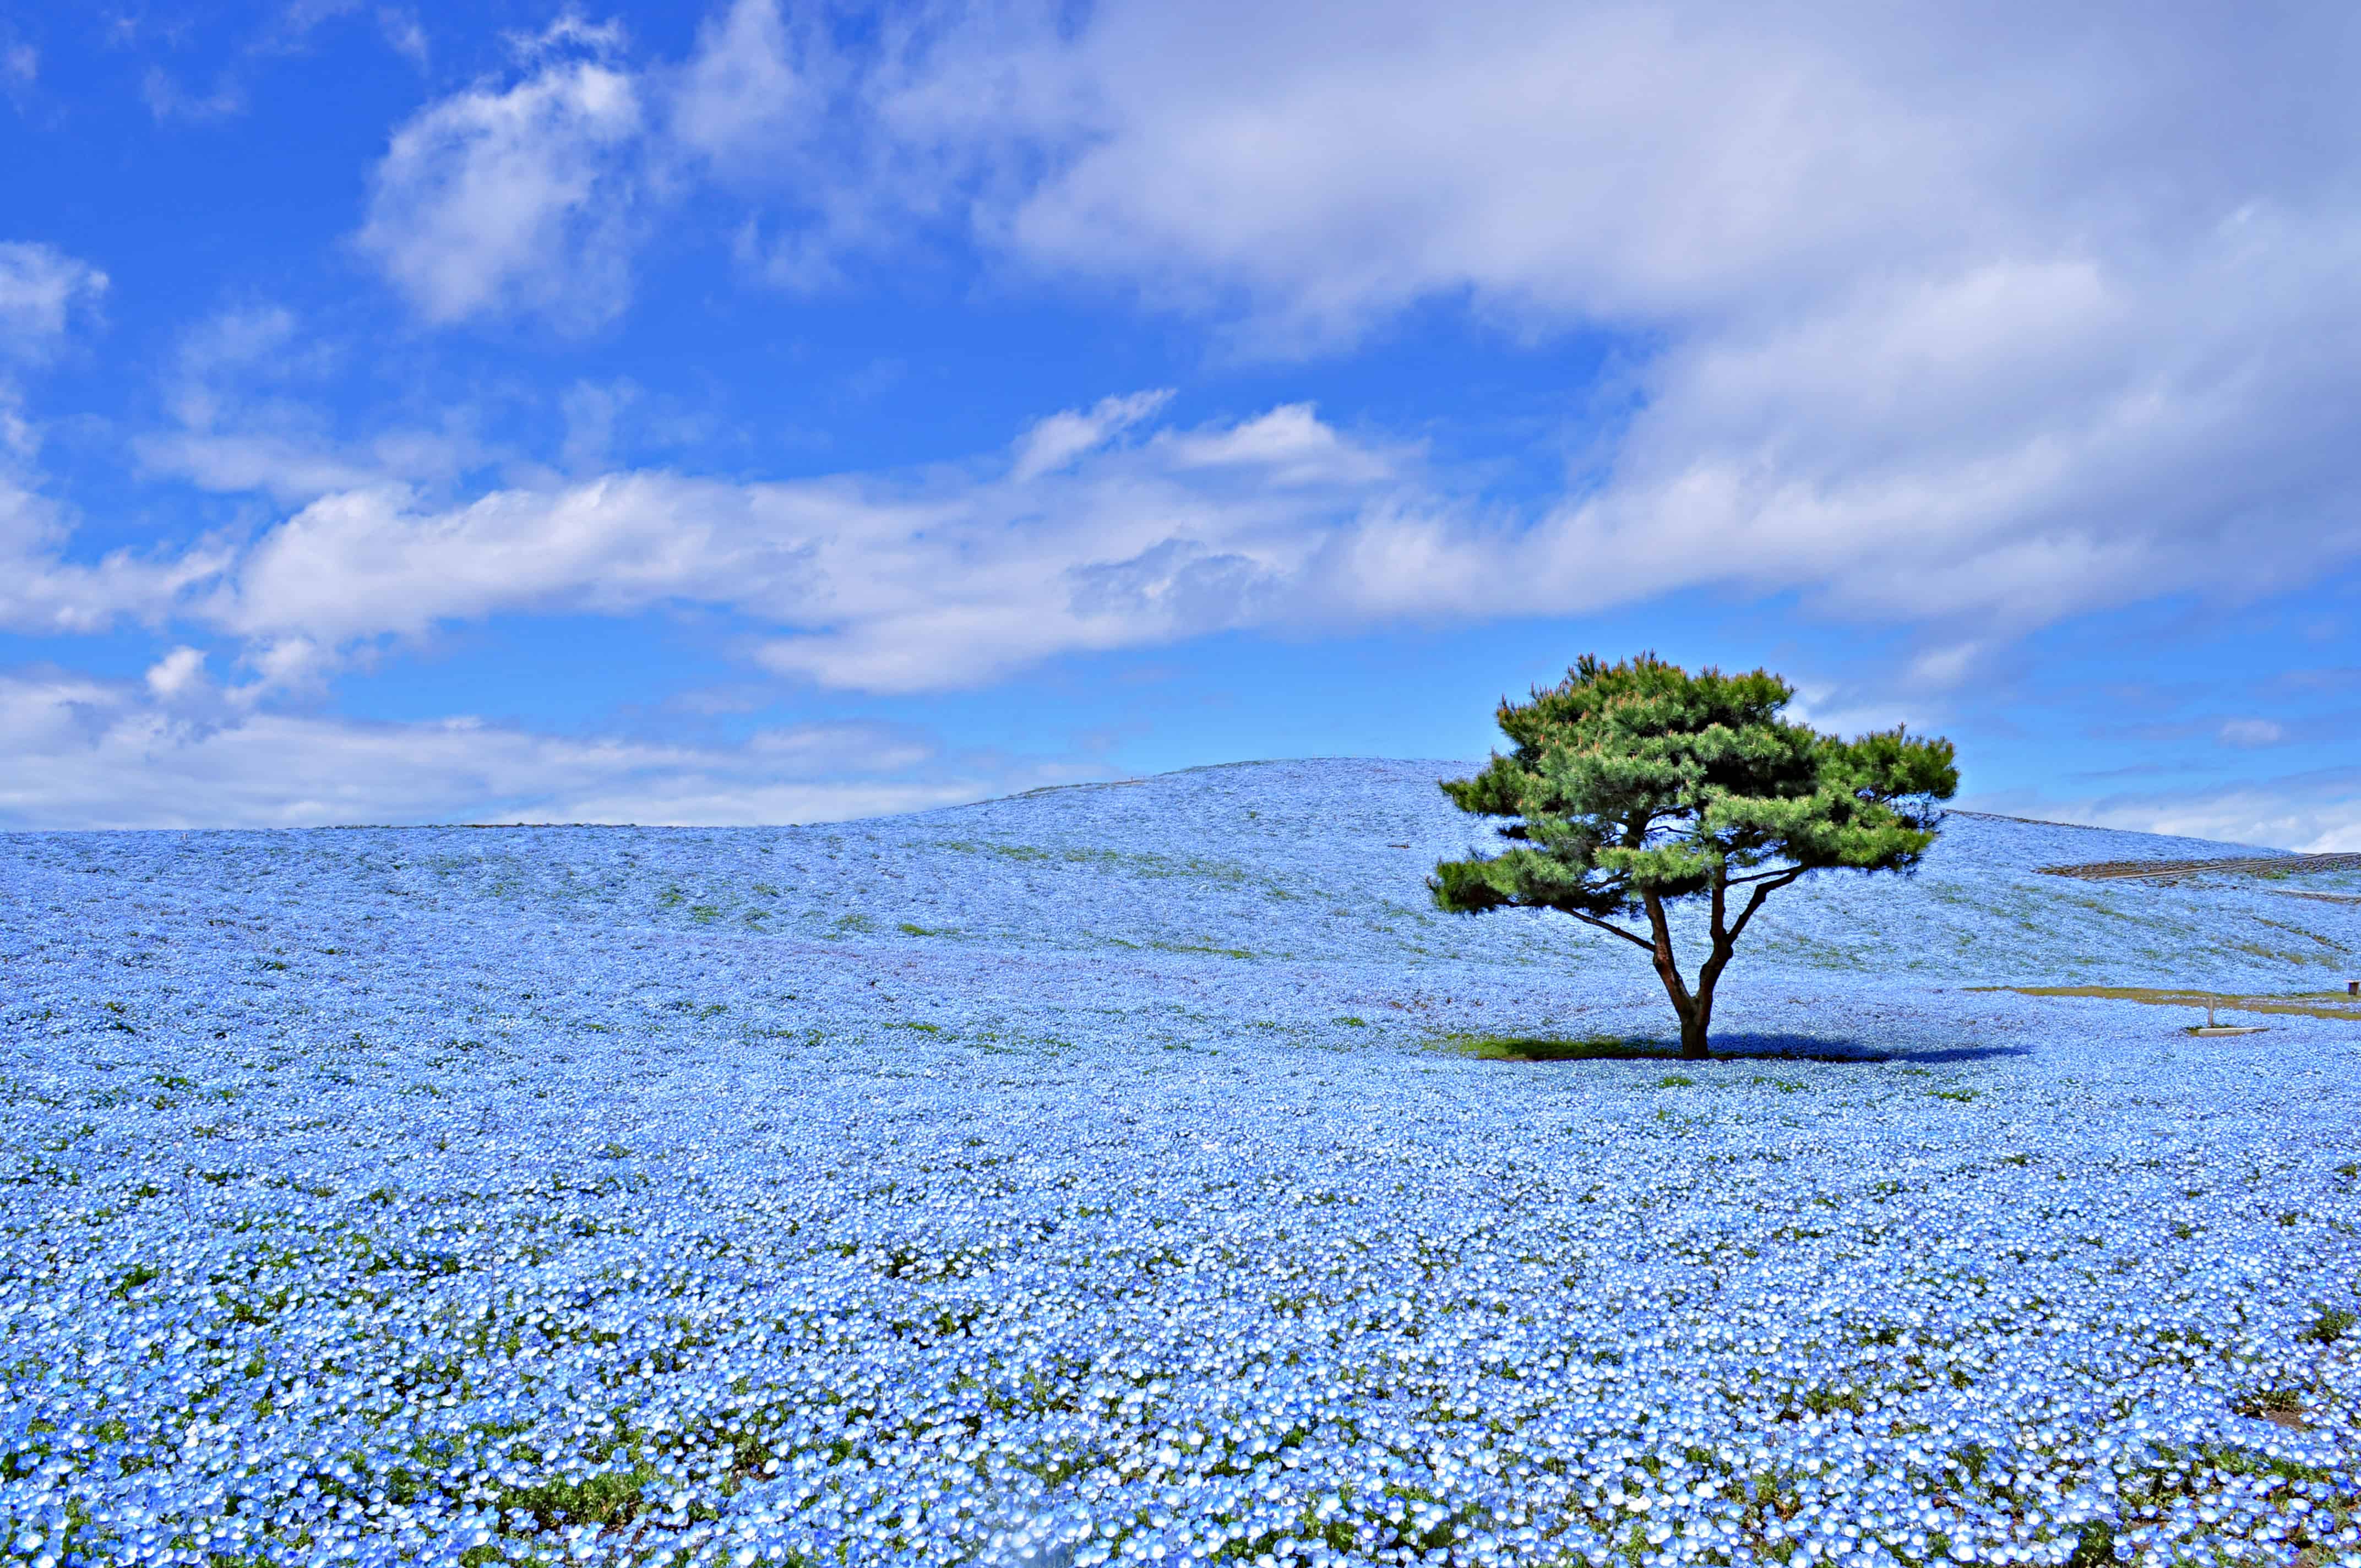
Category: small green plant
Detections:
[
  {"x1": 1656, "y1": 1074, "x2": 1696, "y2": 1088},
  {"x1": 498, "y1": 1463, "x2": 655, "y2": 1532},
  {"x1": 2064, "y1": 1520, "x2": 2115, "y2": 1568},
  {"x1": 2302, "y1": 1304, "x2": 2355, "y2": 1344}
]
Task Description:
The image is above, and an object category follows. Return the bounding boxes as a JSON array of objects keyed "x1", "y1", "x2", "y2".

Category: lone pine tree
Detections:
[{"x1": 1430, "y1": 654, "x2": 1959, "y2": 1058}]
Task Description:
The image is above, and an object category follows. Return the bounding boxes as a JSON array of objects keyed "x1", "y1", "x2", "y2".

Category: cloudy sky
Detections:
[{"x1": 3, "y1": 2, "x2": 2358, "y2": 843}]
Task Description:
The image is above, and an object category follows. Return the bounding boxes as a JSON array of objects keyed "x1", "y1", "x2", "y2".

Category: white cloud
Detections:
[
  {"x1": 139, "y1": 378, "x2": 2210, "y2": 701},
  {"x1": 135, "y1": 303, "x2": 492, "y2": 505},
  {"x1": 667, "y1": 0, "x2": 815, "y2": 170},
  {"x1": 0, "y1": 477, "x2": 229, "y2": 635},
  {"x1": 0, "y1": 244, "x2": 229, "y2": 635},
  {"x1": 0, "y1": 242, "x2": 107, "y2": 360},
  {"x1": 1010, "y1": 389, "x2": 1171, "y2": 481},
  {"x1": 144, "y1": 645, "x2": 209, "y2": 701},
  {"x1": 558, "y1": 377, "x2": 640, "y2": 475},
  {"x1": 1152, "y1": 404, "x2": 1394, "y2": 484},
  {"x1": 653, "y1": 3, "x2": 2360, "y2": 643},
  {"x1": 377, "y1": 8, "x2": 428, "y2": 68},
  {"x1": 985, "y1": 4, "x2": 2361, "y2": 633},
  {"x1": 183, "y1": 399, "x2": 1435, "y2": 692},
  {"x1": 334, "y1": 1, "x2": 2361, "y2": 649},
  {"x1": 1974, "y1": 770, "x2": 2361, "y2": 856},
  {"x1": 356, "y1": 30, "x2": 644, "y2": 329},
  {"x1": 140, "y1": 66, "x2": 247, "y2": 123},
  {"x1": 0, "y1": 663, "x2": 1088, "y2": 829},
  {"x1": 2219, "y1": 718, "x2": 2287, "y2": 749},
  {"x1": 355, "y1": 0, "x2": 1067, "y2": 316}
]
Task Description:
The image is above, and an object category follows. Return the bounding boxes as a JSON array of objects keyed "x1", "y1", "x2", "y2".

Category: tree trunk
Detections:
[
  {"x1": 1641, "y1": 890, "x2": 1712, "y2": 1058},
  {"x1": 1683, "y1": 937, "x2": 1738, "y2": 1058}
]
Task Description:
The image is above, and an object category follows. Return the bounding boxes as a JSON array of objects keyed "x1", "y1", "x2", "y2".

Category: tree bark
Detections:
[{"x1": 1641, "y1": 890, "x2": 1711, "y2": 1059}]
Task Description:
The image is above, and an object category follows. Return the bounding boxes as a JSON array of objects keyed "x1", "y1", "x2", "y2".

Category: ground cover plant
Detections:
[{"x1": 2, "y1": 759, "x2": 2357, "y2": 1568}]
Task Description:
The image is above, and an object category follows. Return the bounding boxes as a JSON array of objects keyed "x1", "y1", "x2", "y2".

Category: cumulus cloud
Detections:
[
  {"x1": 0, "y1": 664, "x2": 1088, "y2": 829},
  {"x1": 356, "y1": 22, "x2": 644, "y2": 330},
  {"x1": 339, "y1": 2, "x2": 2361, "y2": 659},
  {"x1": 664, "y1": 0, "x2": 1074, "y2": 289},
  {"x1": 184, "y1": 400, "x2": 1422, "y2": 691},
  {"x1": 357, "y1": 0, "x2": 1074, "y2": 314},
  {"x1": 962, "y1": 3, "x2": 2361, "y2": 642},
  {"x1": 146, "y1": 367, "x2": 2337, "y2": 704}
]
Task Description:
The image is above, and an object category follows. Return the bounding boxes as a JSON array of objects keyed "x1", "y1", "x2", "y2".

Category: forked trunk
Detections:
[
  {"x1": 1641, "y1": 889, "x2": 1716, "y2": 1059},
  {"x1": 1630, "y1": 864, "x2": 1796, "y2": 1060}
]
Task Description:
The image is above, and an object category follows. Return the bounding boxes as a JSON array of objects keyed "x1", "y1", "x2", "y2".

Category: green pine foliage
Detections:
[{"x1": 1431, "y1": 654, "x2": 1959, "y2": 1057}]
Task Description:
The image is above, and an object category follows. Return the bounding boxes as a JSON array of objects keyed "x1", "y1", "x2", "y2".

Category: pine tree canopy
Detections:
[{"x1": 1430, "y1": 653, "x2": 1959, "y2": 1057}]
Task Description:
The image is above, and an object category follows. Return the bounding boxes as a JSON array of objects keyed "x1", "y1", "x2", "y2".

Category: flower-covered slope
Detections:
[{"x1": 1, "y1": 758, "x2": 2356, "y2": 1568}]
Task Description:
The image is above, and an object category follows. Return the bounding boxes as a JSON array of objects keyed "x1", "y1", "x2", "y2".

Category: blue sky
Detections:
[{"x1": 2, "y1": 2, "x2": 2358, "y2": 843}]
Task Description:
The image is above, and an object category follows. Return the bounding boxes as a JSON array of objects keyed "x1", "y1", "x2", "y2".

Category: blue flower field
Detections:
[{"x1": 3, "y1": 760, "x2": 2357, "y2": 1568}]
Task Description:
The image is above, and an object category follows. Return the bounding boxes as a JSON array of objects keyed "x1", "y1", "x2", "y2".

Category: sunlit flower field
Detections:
[{"x1": 4, "y1": 760, "x2": 2357, "y2": 1568}]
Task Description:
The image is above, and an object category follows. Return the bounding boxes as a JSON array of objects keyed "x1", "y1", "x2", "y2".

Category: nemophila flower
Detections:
[{"x1": 1, "y1": 764, "x2": 2357, "y2": 1565}]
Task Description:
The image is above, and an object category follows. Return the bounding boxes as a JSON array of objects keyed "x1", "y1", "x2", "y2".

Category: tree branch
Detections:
[
  {"x1": 1565, "y1": 911, "x2": 1656, "y2": 952},
  {"x1": 1724, "y1": 868, "x2": 1807, "y2": 945}
]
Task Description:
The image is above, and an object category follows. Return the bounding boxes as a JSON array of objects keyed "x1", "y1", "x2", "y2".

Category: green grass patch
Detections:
[
  {"x1": 1439, "y1": 1032, "x2": 1683, "y2": 1062},
  {"x1": 497, "y1": 1463, "x2": 655, "y2": 1533}
]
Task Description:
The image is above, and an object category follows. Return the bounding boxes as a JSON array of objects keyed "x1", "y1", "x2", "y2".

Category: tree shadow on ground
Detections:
[
  {"x1": 1445, "y1": 1030, "x2": 2030, "y2": 1066},
  {"x1": 1708, "y1": 1031, "x2": 2031, "y2": 1065}
]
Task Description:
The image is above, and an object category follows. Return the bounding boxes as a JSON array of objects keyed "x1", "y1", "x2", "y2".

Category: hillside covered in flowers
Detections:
[{"x1": 3, "y1": 759, "x2": 2357, "y2": 1567}]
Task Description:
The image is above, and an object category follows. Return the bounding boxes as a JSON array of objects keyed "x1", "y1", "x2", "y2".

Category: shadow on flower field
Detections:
[{"x1": 1438, "y1": 1028, "x2": 2033, "y2": 1065}]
